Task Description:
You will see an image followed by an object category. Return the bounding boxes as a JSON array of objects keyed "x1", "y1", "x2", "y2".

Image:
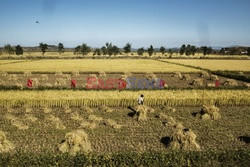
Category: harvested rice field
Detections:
[{"x1": 0, "y1": 106, "x2": 249, "y2": 154}]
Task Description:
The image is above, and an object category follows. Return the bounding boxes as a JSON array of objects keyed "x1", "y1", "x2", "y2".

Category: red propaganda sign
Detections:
[
  {"x1": 215, "y1": 79, "x2": 220, "y2": 87},
  {"x1": 27, "y1": 79, "x2": 32, "y2": 88},
  {"x1": 71, "y1": 79, "x2": 76, "y2": 88}
]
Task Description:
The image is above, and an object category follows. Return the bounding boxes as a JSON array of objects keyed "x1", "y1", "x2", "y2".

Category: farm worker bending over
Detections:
[{"x1": 137, "y1": 94, "x2": 144, "y2": 105}]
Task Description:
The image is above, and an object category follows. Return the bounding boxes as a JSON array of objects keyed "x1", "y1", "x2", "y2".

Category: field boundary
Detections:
[
  {"x1": 0, "y1": 150, "x2": 249, "y2": 166},
  {"x1": 156, "y1": 59, "x2": 250, "y2": 83}
]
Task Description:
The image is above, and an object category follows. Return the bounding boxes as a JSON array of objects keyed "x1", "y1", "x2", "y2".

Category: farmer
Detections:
[{"x1": 137, "y1": 94, "x2": 144, "y2": 105}]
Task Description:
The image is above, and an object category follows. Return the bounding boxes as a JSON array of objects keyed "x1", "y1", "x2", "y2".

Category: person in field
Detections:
[{"x1": 137, "y1": 94, "x2": 144, "y2": 105}]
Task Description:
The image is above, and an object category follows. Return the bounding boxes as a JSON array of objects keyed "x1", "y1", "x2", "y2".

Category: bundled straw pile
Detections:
[
  {"x1": 59, "y1": 130, "x2": 92, "y2": 155},
  {"x1": 0, "y1": 130, "x2": 14, "y2": 153},
  {"x1": 199, "y1": 105, "x2": 221, "y2": 120},
  {"x1": 163, "y1": 116, "x2": 201, "y2": 151}
]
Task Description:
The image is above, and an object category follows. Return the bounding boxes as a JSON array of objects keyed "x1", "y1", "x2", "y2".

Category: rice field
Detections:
[
  {"x1": 0, "y1": 90, "x2": 249, "y2": 107},
  {"x1": 0, "y1": 106, "x2": 249, "y2": 154},
  {"x1": 0, "y1": 59, "x2": 200, "y2": 72},
  {"x1": 0, "y1": 58, "x2": 249, "y2": 165},
  {"x1": 164, "y1": 59, "x2": 250, "y2": 71},
  {"x1": 0, "y1": 60, "x2": 28, "y2": 65}
]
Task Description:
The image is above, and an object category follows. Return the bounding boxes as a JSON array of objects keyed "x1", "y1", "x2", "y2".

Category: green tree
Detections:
[
  {"x1": 15, "y1": 45, "x2": 23, "y2": 55},
  {"x1": 148, "y1": 45, "x2": 154, "y2": 56},
  {"x1": 101, "y1": 43, "x2": 120, "y2": 57},
  {"x1": 80, "y1": 44, "x2": 91, "y2": 56},
  {"x1": 111, "y1": 45, "x2": 120, "y2": 56},
  {"x1": 137, "y1": 47, "x2": 144, "y2": 56},
  {"x1": 168, "y1": 49, "x2": 173, "y2": 58},
  {"x1": 123, "y1": 43, "x2": 132, "y2": 54},
  {"x1": 160, "y1": 46, "x2": 166, "y2": 55},
  {"x1": 58, "y1": 43, "x2": 64, "y2": 55},
  {"x1": 4, "y1": 44, "x2": 14, "y2": 55},
  {"x1": 93, "y1": 49, "x2": 101, "y2": 56},
  {"x1": 247, "y1": 47, "x2": 250, "y2": 56},
  {"x1": 180, "y1": 44, "x2": 186, "y2": 56},
  {"x1": 74, "y1": 45, "x2": 81, "y2": 55},
  {"x1": 201, "y1": 46, "x2": 208, "y2": 56},
  {"x1": 106, "y1": 43, "x2": 113, "y2": 56},
  {"x1": 207, "y1": 47, "x2": 213, "y2": 55},
  {"x1": 101, "y1": 46, "x2": 107, "y2": 55},
  {"x1": 190, "y1": 45, "x2": 197, "y2": 56},
  {"x1": 39, "y1": 43, "x2": 48, "y2": 55},
  {"x1": 185, "y1": 44, "x2": 191, "y2": 56}
]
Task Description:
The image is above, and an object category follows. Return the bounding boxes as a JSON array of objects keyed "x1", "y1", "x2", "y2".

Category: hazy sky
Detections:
[{"x1": 0, "y1": 0, "x2": 250, "y2": 48}]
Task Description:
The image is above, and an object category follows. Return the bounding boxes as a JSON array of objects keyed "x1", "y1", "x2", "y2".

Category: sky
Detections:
[{"x1": 0, "y1": 0, "x2": 250, "y2": 48}]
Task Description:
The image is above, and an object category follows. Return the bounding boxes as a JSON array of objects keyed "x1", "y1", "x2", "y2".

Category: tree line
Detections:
[{"x1": 1, "y1": 43, "x2": 250, "y2": 57}]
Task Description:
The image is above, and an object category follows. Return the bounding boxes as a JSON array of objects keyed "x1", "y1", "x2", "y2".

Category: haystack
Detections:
[
  {"x1": 70, "y1": 112, "x2": 83, "y2": 121},
  {"x1": 164, "y1": 116, "x2": 201, "y2": 151},
  {"x1": 23, "y1": 71, "x2": 32, "y2": 77},
  {"x1": 120, "y1": 74, "x2": 127, "y2": 81},
  {"x1": 14, "y1": 83, "x2": 23, "y2": 89},
  {"x1": 25, "y1": 106, "x2": 32, "y2": 113},
  {"x1": 181, "y1": 74, "x2": 191, "y2": 81},
  {"x1": 40, "y1": 74, "x2": 49, "y2": 81},
  {"x1": 98, "y1": 71, "x2": 106, "y2": 77},
  {"x1": 124, "y1": 72, "x2": 132, "y2": 77},
  {"x1": 99, "y1": 105, "x2": 113, "y2": 113},
  {"x1": 161, "y1": 106, "x2": 176, "y2": 113},
  {"x1": 59, "y1": 130, "x2": 92, "y2": 155},
  {"x1": 46, "y1": 114, "x2": 66, "y2": 130},
  {"x1": 134, "y1": 105, "x2": 148, "y2": 121},
  {"x1": 104, "y1": 119, "x2": 122, "y2": 129},
  {"x1": 55, "y1": 71, "x2": 64, "y2": 76},
  {"x1": 243, "y1": 82, "x2": 250, "y2": 88},
  {"x1": 190, "y1": 79, "x2": 203, "y2": 86},
  {"x1": 32, "y1": 78, "x2": 39, "y2": 87},
  {"x1": 80, "y1": 121, "x2": 97, "y2": 129},
  {"x1": 55, "y1": 78, "x2": 66, "y2": 87},
  {"x1": 43, "y1": 106, "x2": 52, "y2": 113},
  {"x1": 0, "y1": 71, "x2": 8, "y2": 76},
  {"x1": 199, "y1": 71, "x2": 209, "y2": 78},
  {"x1": 12, "y1": 119, "x2": 29, "y2": 130},
  {"x1": 24, "y1": 114, "x2": 37, "y2": 122},
  {"x1": 63, "y1": 105, "x2": 72, "y2": 113},
  {"x1": 43, "y1": 83, "x2": 52, "y2": 88},
  {"x1": 72, "y1": 71, "x2": 80, "y2": 77},
  {"x1": 0, "y1": 80, "x2": 5, "y2": 86},
  {"x1": 0, "y1": 130, "x2": 14, "y2": 153},
  {"x1": 206, "y1": 83, "x2": 215, "y2": 87},
  {"x1": 223, "y1": 79, "x2": 238, "y2": 86},
  {"x1": 199, "y1": 105, "x2": 221, "y2": 120},
  {"x1": 8, "y1": 74, "x2": 17, "y2": 81},
  {"x1": 6, "y1": 106, "x2": 14, "y2": 113},
  {"x1": 88, "y1": 115, "x2": 103, "y2": 122},
  {"x1": 172, "y1": 72, "x2": 182, "y2": 79},
  {"x1": 89, "y1": 74, "x2": 98, "y2": 79},
  {"x1": 81, "y1": 106, "x2": 94, "y2": 113},
  {"x1": 144, "y1": 72, "x2": 157, "y2": 80},
  {"x1": 210, "y1": 75, "x2": 218, "y2": 81},
  {"x1": 63, "y1": 74, "x2": 71, "y2": 80}
]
